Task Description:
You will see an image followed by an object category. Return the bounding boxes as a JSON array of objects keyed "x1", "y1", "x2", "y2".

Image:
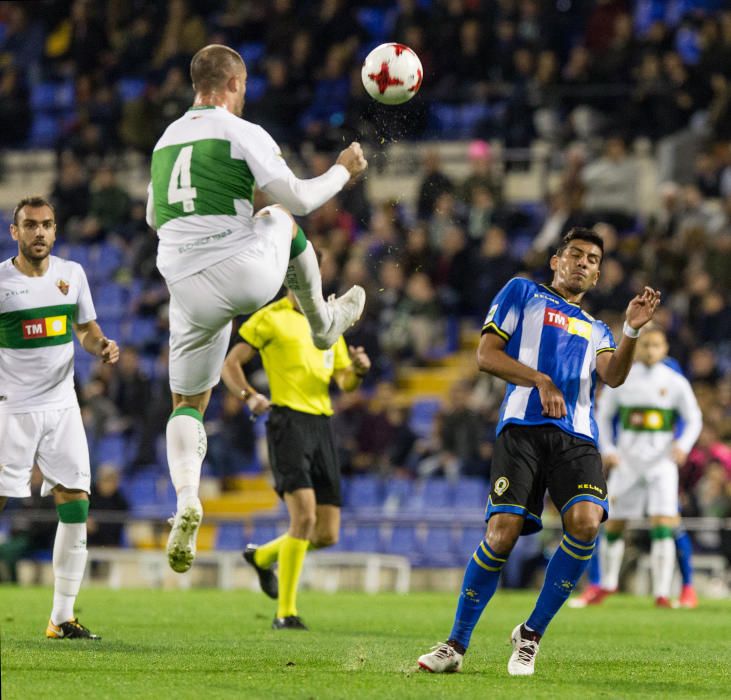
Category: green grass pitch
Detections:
[{"x1": 1, "y1": 587, "x2": 729, "y2": 699}]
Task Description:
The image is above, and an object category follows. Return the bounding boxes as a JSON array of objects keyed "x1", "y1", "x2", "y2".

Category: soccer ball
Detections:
[{"x1": 361, "y1": 43, "x2": 423, "y2": 105}]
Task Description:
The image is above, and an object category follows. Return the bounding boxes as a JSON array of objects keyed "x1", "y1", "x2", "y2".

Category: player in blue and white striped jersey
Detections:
[{"x1": 418, "y1": 228, "x2": 661, "y2": 677}]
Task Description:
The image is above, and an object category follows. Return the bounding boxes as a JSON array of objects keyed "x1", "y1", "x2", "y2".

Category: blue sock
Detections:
[
  {"x1": 587, "y1": 538, "x2": 601, "y2": 586},
  {"x1": 675, "y1": 529, "x2": 693, "y2": 586},
  {"x1": 526, "y1": 532, "x2": 596, "y2": 636},
  {"x1": 448, "y1": 539, "x2": 507, "y2": 650}
]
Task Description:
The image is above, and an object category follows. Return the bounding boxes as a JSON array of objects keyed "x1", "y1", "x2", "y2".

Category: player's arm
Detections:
[
  {"x1": 672, "y1": 378, "x2": 703, "y2": 464},
  {"x1": 259, "y1": 143, "x2": 367, "y2": 216},
  {"x1": 477, "y1": 333, "x2": 566, "y2": 418},
  {"x1": 221, "y1": 342, "x2": 270, "y2": 415},
  {"x1": 73, "y1": 320, "x2": 119, "y2": 364},
  {"x1": 597, "y1": 287, "x2": 661, "y2": 387},
  {"x1": 333, "y1": 345, "x2": 371, "y2": 392}
]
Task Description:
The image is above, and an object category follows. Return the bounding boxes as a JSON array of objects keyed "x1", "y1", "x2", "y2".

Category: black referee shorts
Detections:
[
  {"x1": 487, "y1": 423, "x2": 609, "y2": 535},
  {"x1": 265, "y1": 406, "x2": 342, "y2": 507}
]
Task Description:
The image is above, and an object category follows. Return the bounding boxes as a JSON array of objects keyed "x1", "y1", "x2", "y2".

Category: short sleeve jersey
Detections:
[
  {"x1": 483, "y1": 277, "x2": 616, "y2": 444},
  {"x1": 0, "y1": 256, "x2": 96, "y2": 412},
  {"x1": 150, "y1": 106, "x2": 291, "y2": 284},
  {"x1": 239, "y1": 297, "x2": 351, "y2": 416}
]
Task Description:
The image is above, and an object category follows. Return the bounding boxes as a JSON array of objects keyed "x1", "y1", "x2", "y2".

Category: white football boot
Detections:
[
  {"x1": 417, "y1": 643, "x2": 464, "y2": 673},
  {"x1": 507, "y1": 623, "x2": 541, "y2": 676},
  {"x1": 311, "y1": 286, "x2": 366, "y2": 350},
  {"x1": 167, "y1": 497, "x2": 203, "y2": 573}
]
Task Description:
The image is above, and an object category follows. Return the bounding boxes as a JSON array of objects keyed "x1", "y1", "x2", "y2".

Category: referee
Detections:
[{"x1": 221, "y1": 290, "x2": 370, "y2": 630}]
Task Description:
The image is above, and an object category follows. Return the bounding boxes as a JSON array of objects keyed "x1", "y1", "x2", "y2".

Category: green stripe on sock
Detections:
[
  {"x1": 56, "y1": 499, "x2": 89, "y2": 523},
  {"x1": 605, "y1": 531, "x2": 623, "y2": 543},
  {"x1": 651, "y1": 525, "x2": 674, "y2": 539},
  {"x1": 169, "y1": 406, "x2": 203, "y2": 423},
  {"x1": 289, "y1": 226, "x2": 307, "y2": 259}
]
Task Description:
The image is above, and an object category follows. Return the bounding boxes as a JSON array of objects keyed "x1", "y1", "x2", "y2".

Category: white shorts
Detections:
[
  {"x1": 167, "y1": 205, "x2": 293, "y2": 395},
  {"x1": 0, "y1": 408, "x2": 91, "y2": 498},
  {"x1": 607, "y1": 457, "x2": 679, "y2": 520}
]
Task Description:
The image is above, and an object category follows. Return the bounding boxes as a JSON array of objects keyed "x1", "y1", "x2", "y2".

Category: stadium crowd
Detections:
[{"x1": 0, "y1": 0, "x2": 729, "y2": 540}]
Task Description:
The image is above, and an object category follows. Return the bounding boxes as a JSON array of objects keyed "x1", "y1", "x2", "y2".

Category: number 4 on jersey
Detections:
[{"x1": 168, "y1": 145, "x2": 197, "y2": 212}]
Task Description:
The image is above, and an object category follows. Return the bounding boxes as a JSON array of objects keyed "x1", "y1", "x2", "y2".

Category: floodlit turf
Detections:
[{"x1": 1, "y1": 587, "x2": 730, "y2": 699}]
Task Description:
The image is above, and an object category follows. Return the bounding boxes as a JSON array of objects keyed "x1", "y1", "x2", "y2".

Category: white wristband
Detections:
[{"x1": 623, "y1": 322, "x2": 640, "y2": 338}]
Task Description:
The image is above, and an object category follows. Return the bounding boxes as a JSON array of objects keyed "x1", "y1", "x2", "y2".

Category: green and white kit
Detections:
[
  {"x1": 0, "y1": 256, "x2": 95, "y2": 497},
  {"x1": 147, "y1": 106, "x2": 349, "y2": 395},
  {"x1": 596, "y1": 362, "x2": 702, "y2": 519}
]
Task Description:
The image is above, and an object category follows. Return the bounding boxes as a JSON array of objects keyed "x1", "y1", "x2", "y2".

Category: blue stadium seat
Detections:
[
  {"x1": 216, "y1": 523, "x2": 247, "y2": 551},
  {"x1": 58, "y1": 243, "x2": 91, "y2": 267},
  {"x1": 123, "y1": 317, "x2": 160, "y2": 346},
  {"x1": 244, "y1": 75, "x2": 268, "y2": 103},
  {"x1": 385, "y1": 525, "x2": 422, "y2": 563},
  {"x1": 94, "y1": 282, "x2": 127, "y2": 319},
  {"x1": 421, "y1": 525, "x2": 459, "y2": 567},
  {"x1": 382, "y1": 477, "x2": 414, "y2": 513},
  {"x1": 90, "y1": 242, "x2": 125, "y2": 279},
  {"x1": 249, "y1": 521, "x2": 281, "y2": 546},
  {"x1": 30, "y1": 81, "x2": 75, "y2": 112},
  {"x1": 356, "y1": 8, "x2": 394, "y2": 42},
  {"x1": 238, "y1": 42, "x2": 265, "y2": 67},
  {"x1": 454, "y1": 477, "x2": 489, "y2": 512},
  {"x1": 346, "y1": 475, "x2": 383, "y2": 510},
  {"x1": 117, "y1": 77, "x2": 147, "y2": 102},
  {"x1": 94, "y1": 434, "x2": 128, "y2": 466},
  {"x1": 422, "y1": 478, "x2": 454, "y2": 510},
  {"x1": 350, "y1": 524, "x2": 383, "y2": 552},
  {"x1": 409, "y1": 399, "x2": 441, "y2": 439},
  {"x1": 458, "y1": 525, "x2": 486, "y2": 559},
  {"x1": 28, "y1": 114, "x2": 61, "y2": 148}
]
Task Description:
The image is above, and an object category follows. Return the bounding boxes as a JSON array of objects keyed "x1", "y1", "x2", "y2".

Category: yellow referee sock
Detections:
[
  {"x1": 253, "y1": 534, "x2": 287, "y2": 569},
  {"x1": 277, "y1": 535, "x2": 309, "y2": 618}
]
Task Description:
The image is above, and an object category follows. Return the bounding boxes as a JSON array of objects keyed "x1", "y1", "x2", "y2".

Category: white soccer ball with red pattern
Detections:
[{"x1": 361, "y1": 43, "x2": 423, "y2": 105}]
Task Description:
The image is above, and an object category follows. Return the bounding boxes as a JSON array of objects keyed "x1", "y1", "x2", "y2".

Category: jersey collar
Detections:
[{"x1": 541, "y1": 283, "x2": 581, "y2": 308}]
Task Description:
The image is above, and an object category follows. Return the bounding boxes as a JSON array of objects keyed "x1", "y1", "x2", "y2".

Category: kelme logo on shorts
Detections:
[{"x1": 494, "y1": 477, "x2": 509, "y2": 496}]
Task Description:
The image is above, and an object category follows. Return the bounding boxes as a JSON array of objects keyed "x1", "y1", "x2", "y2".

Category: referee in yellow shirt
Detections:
[{"x1": 221, "y1": 290, "x2": 370, "y2": 630}]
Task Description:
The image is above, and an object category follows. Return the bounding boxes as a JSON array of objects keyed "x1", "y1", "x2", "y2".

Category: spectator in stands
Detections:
[
  {"x1": 205, "y1": 391, "x2": 257, "y2": 489},
  {"x1": 0, "y1": 65, "x2": 30, "y2": 147},
  {"x1": 86, "y1": 165, "x2": 131, "y2": 237},
  {"x1": 87, "y1": 464, "x2": 129, "y2": 548},
  {"x1": 470, "y1": 225, "x2": 520, "y2": 316},
  {"x1": 417, "y1": 150, "x2": 453, "y2": 221},
  {"x1": 417, "y1": 381, "x2": 488, "y2": 481},
  {"x1": 50, "y1": 153, "x2": 90, "y2": 230},
  {"x1": 458, "y1": 140, "x2": 504, "y2": 207},
  {"x1": 581, "y1": 135, "x2": 639, "y2": 231},
  {"x1": 105, "y1": 347, "x2": 151, "y2": 435},
  {"x1": 0, "y1": 2, "x2": 45, "y2": 81}
]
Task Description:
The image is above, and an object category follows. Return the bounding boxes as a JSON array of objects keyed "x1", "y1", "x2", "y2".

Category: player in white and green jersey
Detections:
[
  {"x1": 0, "y1": 195, "x2": 120, "y2": 639},
  {"x1": 146, "y1": 45, "x2": 367, "y2": 574},
  {"x1": 590, "y1": 326, "x2": 702, "y2": 607}
]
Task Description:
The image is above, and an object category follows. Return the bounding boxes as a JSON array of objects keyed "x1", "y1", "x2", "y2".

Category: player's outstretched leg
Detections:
[
  {"x1": 417, "y1": 537, "x2": 507, "y2": 672},
  {"x1": 243, "y1": 541, "x2": 281, "y2": 599},
  {"x1": 285, "y1": 226, "x2": 365, "y2": 349},
  {"x1": 46, "y1": 498, "x2": 100, "y2": 640},
  {"x1": 166, "y1": 406, "x2": 205, "y2": 573},
  {"x1": 512, "y1": 531, "x2": 597, "y2": 675}
]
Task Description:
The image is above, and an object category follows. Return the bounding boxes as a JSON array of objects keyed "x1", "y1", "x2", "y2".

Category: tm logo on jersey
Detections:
[
  {"x1": 22, "y1": 316, "x2": 67, "y2": 339},
  {"x1": 543, "y1": 309, "x2": 591, "y2": 340}
]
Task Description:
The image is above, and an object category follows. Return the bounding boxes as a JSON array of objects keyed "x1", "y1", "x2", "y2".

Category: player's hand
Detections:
[
  {"x1": 336, "y1": 142, "x2": 368, "y2": 180},
  {"x1": 671, "y1": 444, "x2": 688, "y2": 466},
  {"x1": 349, "y1": 345, "x2": 371, "y2": 377},
  {"x1": 535, "y1": 374, "x2": 567, "y2": 418},
  {"x1": 245, "y1": 392, "x2": 271, "y2": 416},
  {"x1": 625, "y1": 286, "x2": 661, "y2": 330},
  {"x1": 602, "y1": 453, "x2": 620, "y2": 471},
  {"x1": 100, "y1": 337, "x2": 119, "y2": 364}
]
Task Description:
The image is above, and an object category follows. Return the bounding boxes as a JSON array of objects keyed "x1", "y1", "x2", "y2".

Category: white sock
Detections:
[
  {"x1": 51, "y1": 522, "x2": 88, "y2": 625},
  {"x1": 651, "y1": 536, "x2": 675, "y2": 598},
  {"x1": 167, "y1": 413, "x2": 206, "y2": 511},
  {"x1": 285, "y1": 242, "x2": 331, "y2": 334},
  {"x1": 600, "y1": 536, "x2": 624, "y2": 591}
]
